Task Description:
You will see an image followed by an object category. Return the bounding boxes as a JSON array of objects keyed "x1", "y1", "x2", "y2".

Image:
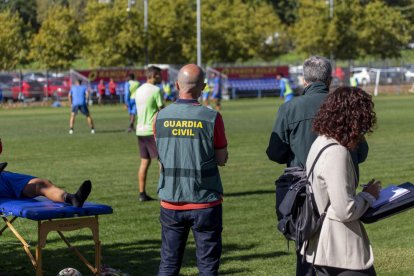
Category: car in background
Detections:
[
  {"x1": 11, "y1": 80, "x2": 44, "y2": 101},
  {"x1": 22, "y1": 72, "x2": 53, "y2": 83},
  {"x1": 0, "y1": 82, "x2": 12, "y2": 101},
  {"x1": 0, "y1": 73, "x2": 14, "y2": 85},
  {"x1": 379, "y1": 67, "x2": 406, "y2": 84},
  {"x1": 405, "y1": 66, "x2": 414, "y2": 81},
  {"x1": 43, "y1": 78, "x2": 71, "y2": 98},
  {"x1": 350, "y1": 67, "x2": 371, "y2": 86}
]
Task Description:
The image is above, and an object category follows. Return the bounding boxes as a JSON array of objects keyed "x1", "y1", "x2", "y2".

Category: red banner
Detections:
[
  {"x1": 77, "y1": 68, "x2": 168, "y2": 83},
  {"x1": 214, "y1": 66, "x2": 289, "y2": 79}
]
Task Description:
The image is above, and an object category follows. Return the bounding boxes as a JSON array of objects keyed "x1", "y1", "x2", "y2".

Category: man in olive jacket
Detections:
[{"x1": 266, "y1": 56, "x2": 369, "y2": 276}]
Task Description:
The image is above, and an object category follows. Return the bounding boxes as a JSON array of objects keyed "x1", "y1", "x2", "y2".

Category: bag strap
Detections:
[
  {"x1": 306, "y1": 142, "x2": 338, "y2": 268},
  {"x1": 307, "y1": 142, "x2": 338, "y2": 217},
  {"x1": 306, "y1": 143, "x2": 338, "y2": 179}
]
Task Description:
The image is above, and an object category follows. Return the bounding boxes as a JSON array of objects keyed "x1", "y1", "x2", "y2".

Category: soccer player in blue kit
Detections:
[
  {"x1": 68, "y1": 79, "x2": 95, "y2": 134},
  {"x1": 124, "y1": 73, "x2": 139, "y2": 132}
]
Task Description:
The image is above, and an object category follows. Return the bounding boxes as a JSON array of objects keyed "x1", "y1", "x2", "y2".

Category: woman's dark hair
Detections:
[{"x1": 313, "y1": 86, "x2": 376, "y2": 149}]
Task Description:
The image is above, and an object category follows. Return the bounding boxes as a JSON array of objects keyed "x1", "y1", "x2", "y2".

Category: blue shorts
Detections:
[
  {"x1": 211, "y1": 92, "x2": 221, "y2": 100},
  {"x1": 163, "y1": 92, "x2": 175, "y2": 101},
  {"x1": 72, "y1": 104, "x2": 90, "y2": 116},
  {"x1": 0, "y1": 171, "x2": 36, "y2": 198},
  {"x1": 202, "y1": 92, "x2": 210, "y2": 101},
  {"x1": 285, "y1": 94, "x2": 294, "y2": 102},
  {"x1": 127, "y1": 100, "x2": 137, "y2": 115}
]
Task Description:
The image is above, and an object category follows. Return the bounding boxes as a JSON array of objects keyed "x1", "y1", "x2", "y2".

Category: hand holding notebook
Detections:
[{"x1": 372, "y1": 185, "x2": 410, "y2": 208}]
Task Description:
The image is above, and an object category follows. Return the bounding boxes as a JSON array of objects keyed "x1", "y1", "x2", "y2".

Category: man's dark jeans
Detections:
[{"x1": 158, "y1": 204, "x2": 222, "y2": 276}]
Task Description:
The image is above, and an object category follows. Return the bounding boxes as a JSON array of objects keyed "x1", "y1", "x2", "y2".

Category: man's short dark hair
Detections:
[
  {"x1": 129, "y1": 73, "x2": 135, "y2": 80},
  {"x1": 303, "y1": 56, "x2": 332, "y2": 85},
  {"x1": 146, "y1": 66, "x2": 161, "y2": 79}
]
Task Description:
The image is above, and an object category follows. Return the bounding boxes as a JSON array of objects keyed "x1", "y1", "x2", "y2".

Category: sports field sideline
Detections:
[{"x1": 0, "y1": 95, "x2": 413, "y2": 275}]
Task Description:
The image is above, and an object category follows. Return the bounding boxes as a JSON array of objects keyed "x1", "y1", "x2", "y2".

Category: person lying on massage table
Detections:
[{"x1": 0, "y1": 138, "x2": 91, "y2": 208}]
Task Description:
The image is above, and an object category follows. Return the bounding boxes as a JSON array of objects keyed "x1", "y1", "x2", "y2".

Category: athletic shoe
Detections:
[
  {"x1": 138, "y1": 193, "x2": 155, "y2": 202},
  {"x1": 91, "y1": 129, "x2": 95, "y2": 134},
  {"x1": 64, "y1": 180, "x2": 92, "y2": 208},
  {"x1": 69, "y1": 129, "x2": 73, "y2": 134}
]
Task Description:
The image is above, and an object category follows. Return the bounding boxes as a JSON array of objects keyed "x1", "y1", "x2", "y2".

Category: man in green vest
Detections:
[
  {"x1": 202, "y1": 77, "x2": 211, "y2": 107},
  {"x1": 276, "y1": 73, "x2": 294, "y2": 102},
  {"x1": 124, "y1": 73, "x2": 139, "y2": 132},
  {"x1": 162, "y1": 80, "x2": 175, "y2": 102},
  {"x1": 155, "y1": 64, "x2": 228, "y2": 275},
  {"x1": 350, "y1": 73, "x2": 359, "y2": 87}
]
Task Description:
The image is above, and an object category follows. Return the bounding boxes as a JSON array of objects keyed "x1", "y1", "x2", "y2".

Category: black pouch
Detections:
[{"x1": 275, "y1": 167, "x2": 306, "y2": 220}]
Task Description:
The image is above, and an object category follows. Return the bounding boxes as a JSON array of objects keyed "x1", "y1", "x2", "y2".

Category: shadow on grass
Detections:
[
  {"x1": 222, "y1": 251, "x2": 288, "y2": 262},
  {"x1": 96, "y1": 129, "x2": 127, "y2": 134},
  {"x1": 0, "y1": 238, "x2": 287, "y2": 276},
  {"x1": 225, "y1": 189, "x2": 275, "y2": 197}
]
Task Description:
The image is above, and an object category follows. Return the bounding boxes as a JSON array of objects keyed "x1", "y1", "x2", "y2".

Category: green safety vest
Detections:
[
  {"x1": 163, "y1": 83, "x2": 172, "y2": 96},
  {"x1": 203, "y1": 78, "x2": 210, "y2": 93},
  {"x1": 129, "y1": 80, "x2": 140, "y2": 99},
  {"x1": 155, "y1": 103, "x2": 223, "y2": 203},
  {"x1": 282, "y1": 78, "x2": 293, "y2": 95},
  {"x1": 350, "y1": 76, "x2": 358, "y2": 87}
]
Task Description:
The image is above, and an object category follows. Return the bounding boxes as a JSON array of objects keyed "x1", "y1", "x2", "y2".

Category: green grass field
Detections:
[{"x1": 1, "y1": 96, "x2": 414, "y2": 275}]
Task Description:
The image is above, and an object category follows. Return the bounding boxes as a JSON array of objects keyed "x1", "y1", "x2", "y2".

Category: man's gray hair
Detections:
[{"x1": 303, "y1": 56, "x2": 332, "y2": 85}]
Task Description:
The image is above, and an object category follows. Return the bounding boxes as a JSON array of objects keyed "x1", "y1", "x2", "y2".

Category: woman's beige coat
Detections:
[{"x1": 302, "y1": 135, "x2": 374, "y2": 270}]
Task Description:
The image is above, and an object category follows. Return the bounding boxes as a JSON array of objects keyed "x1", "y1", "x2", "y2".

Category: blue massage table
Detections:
[{"x1": 0, "y1": 197, "x2": 113, "y2": 276}]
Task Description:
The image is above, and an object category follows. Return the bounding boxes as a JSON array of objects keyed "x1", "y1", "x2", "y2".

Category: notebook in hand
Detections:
[
  {"x1": 361, "y1": 182, "x2": 414, "y2": 224},
  {"x1": 372, "y1": 185, "x2": 410, "y2": 208}
]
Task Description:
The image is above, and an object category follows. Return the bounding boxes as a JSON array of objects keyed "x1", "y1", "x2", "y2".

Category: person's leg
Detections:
[
  {"x1": 87, "y1": 115, "x2": 94, "y2": 129},
  {"x1": 21, "y1": 178, "x2": 65, "y2": 202},
  {"x1": 80, "y1": 105, "x2": 95, "y2": 132},
  {"x1": 137, "y1": 136, "x2": 157, "y2": 201},
  {"x1": 158, "y1": 207, "x2": 190, "y2": 276},
  {"x1": 192, "y1": 205, "x2": 223, "y2": 276},
  {"x1": 21, "y1": 178, "x2": 92, "y2": 207},
  {"x1": 212, "y1": 98, "x2": 217, "y2": 109},
  {"x1": 128, "y1": 114, "x2": 135, "y2": 131},
  {"x1": 128, "y1": 101, "x2": 136, "y2": 131},
  {"x1": 213, "y1": 97, "x2": 221, "y2": 110},
  {"x1": 138, "y1": 158, "x2": 151, "y2": 194},
  {"x1": 69, "y1": 112, "x2": 76, "y2": 132}
]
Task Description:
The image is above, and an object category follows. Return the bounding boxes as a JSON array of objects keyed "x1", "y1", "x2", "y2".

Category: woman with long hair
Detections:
[{"x1": 303, "y1": 86, "x2": 380, "y2": 275}]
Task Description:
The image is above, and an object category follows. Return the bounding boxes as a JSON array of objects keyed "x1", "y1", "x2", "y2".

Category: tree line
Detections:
[{"x1": 0, "y1": 0, "x2": 412, "y2": 71}]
